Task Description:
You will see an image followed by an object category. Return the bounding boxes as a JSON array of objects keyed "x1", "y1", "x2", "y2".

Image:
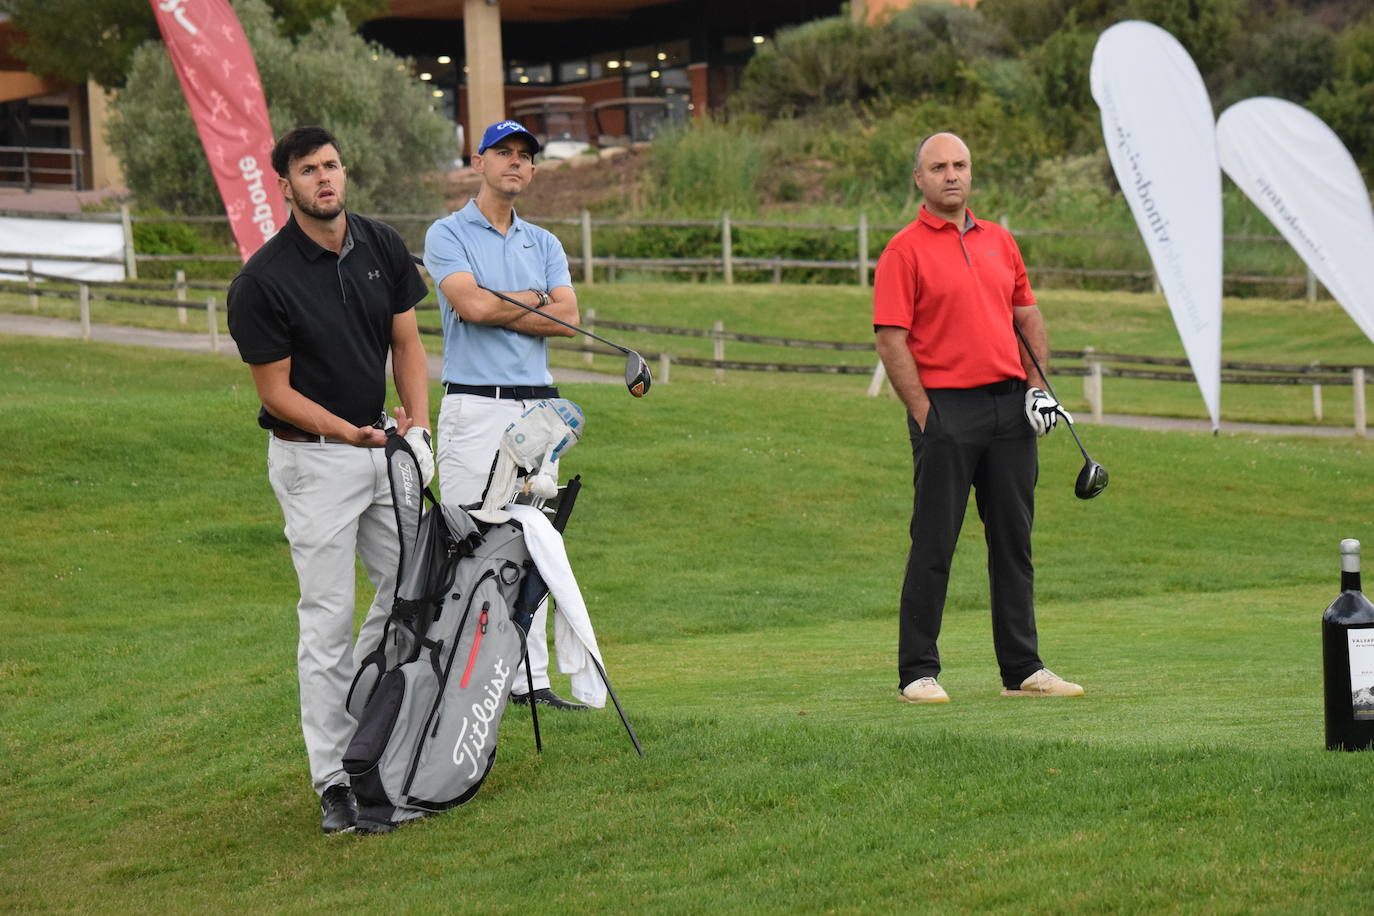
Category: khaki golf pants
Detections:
[{"x1": 267, "y1": 436, "x2": 398, "y2": 795}]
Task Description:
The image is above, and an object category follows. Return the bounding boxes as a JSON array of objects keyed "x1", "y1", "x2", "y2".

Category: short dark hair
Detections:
[{"x1": 270, "y1": 126, "x2": 341, "y2": 178}]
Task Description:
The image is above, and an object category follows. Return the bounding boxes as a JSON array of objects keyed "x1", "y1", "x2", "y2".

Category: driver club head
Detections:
[
  {"x1": 1075, "y1": 459, "x2": 1109, "y2": 500},
  {"x1": 624, "y1": 351, "x2": 651, "y2": 398}
]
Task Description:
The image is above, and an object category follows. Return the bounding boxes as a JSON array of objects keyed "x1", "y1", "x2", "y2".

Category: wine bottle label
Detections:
[{"x1": 1349, "y1": 631, "x2": 1374, "y2": 719}]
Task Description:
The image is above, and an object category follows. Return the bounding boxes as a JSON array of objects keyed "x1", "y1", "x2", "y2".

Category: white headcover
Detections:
[{"x1": 470, "y1": 398, "x2": 584, "y2": 523}]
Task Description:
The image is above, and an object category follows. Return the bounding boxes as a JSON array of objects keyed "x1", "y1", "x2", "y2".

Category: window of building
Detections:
[
  {"x1": 0, "y1": 99, "x2": 71, "y2": 149},
  {"x1": 558, "y1": 58, "x2": 604, "y2": 82},
  {"x1": 507, "y1": 60, "x2": 553, "y2": 86}
]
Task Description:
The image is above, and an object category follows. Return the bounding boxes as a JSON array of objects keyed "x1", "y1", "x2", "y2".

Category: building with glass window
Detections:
[
  {"x1": 363, "y1": 0, "x2": 844, "y2": 156},
  {"x1": 0, "y1": 0, "x2": 862, "y2": 193}
]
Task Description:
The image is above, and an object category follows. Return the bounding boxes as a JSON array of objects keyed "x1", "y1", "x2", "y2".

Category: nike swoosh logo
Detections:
[{"x1": 523, "y1": 243, "x2": 535, "y2": 248}]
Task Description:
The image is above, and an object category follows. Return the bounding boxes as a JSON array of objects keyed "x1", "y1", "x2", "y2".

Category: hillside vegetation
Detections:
[{"x1": 628, "y1": 0, "x2": 1374, "y2": 232}]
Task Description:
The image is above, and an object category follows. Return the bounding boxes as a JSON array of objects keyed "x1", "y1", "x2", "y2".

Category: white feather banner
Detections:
[
  {"x1": 1217, "y1": 97, "x2": 1374, "y2": 347},
  {"x1": 1091, "y1": 21, "x2": 1224, "y2": 429}
]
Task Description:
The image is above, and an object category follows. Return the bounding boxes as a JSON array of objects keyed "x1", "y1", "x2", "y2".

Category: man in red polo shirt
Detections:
[{"x1": 873, "y1": 132, "x2": 1085, "y2": 705}]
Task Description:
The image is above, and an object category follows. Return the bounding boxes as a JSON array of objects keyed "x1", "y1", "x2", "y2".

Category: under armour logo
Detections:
[{"x1": 368, "y1": 270, "x2": 381, "y2": 280}]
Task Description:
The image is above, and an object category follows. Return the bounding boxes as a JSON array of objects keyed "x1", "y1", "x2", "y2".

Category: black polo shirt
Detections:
[{"x1": 227, "y1": 212, "x2": 428, "y2": 433}]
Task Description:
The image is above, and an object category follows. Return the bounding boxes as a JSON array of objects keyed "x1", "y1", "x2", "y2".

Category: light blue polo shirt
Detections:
[{"x1": 424, "y1": 199, "x2": 574, "y2": 386}]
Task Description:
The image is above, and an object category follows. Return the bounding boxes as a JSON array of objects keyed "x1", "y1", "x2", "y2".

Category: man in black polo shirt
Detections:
[{"x1": 227, "y1": 126, "x2": 433, "y2": 835}]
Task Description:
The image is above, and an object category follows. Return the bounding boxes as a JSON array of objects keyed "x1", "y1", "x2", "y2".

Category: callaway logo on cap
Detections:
[{"x1": 478, "y1": 120, "x2": 541, "y2": 155}]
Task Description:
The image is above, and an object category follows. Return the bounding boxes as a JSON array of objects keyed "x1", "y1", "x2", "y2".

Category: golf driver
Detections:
[
  {"x1": 1013, "y1": 324, "x2": 1108, "y2": 500},
  {"x1": 478, "y1": 285, "x2": 652, "y2": 398}
]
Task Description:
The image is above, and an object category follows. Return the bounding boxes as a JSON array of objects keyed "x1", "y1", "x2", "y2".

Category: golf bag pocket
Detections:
[
  {"x1": 343, "y1": 658, "x2": 442, "y2": 812},
  {"x1": 343, "y1": 669, "x2": 406, "y2": 774},
  {"x1": 402, "y1": 573, "x2": 525, "y2": 811}
]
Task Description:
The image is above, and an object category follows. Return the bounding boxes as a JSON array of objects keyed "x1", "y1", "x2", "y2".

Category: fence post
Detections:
[
  {"x1": 175, "y1": 268, "x2": 188, "y2": 325},
  {"x1": 580, "y1": 209, "x2": 593, "y2": 285},
  {"x1": 1084, "y1": 346, "x2": 1103, "y2": 422},
  {"x1": 120, "y1": 203, "x2": 137, "y2": 280},
  {"x1": 1306, "y1": 268, "x2": 1317, "y2": 303},
  {"x1": 1355, "y1": 367, "x2": 1367, "y2": 437},
  {"x1": 583, "y1": 308, "x2": 595, "y2": 365},
  {"x1": 721, "y1": 209, "x2": 733, "y2": 285},
  {"x1": 713, "y1": 319, "x2": 725, "y2": 383},
  {"x1": 857, "y1": 212, "x2": 869, "y2": 288},
  {"x1": 867, "y1": 359, "x2": 887, "y2": 397},
  {"x1": 26, "y1": 258, "x2": 36, "y2": 310},
  {"x1": 1151, "y1": 271, "x2": 1161, "y2": 294},
  {"x1": 207, "y1": 295, "x2": 220, "y2": 353},
  {"x1": 1311, "y1": 361, "x2": 1323, "y2": 421},
  {"x1": 658, "y1": 352, "x2": 671, "y2": 385},
  {"x1": 79, "y1": 283, "x2": 91, "y2": 339},
  {"x1": 772, "y1": 259, "x2": 782, "y2": 283}
]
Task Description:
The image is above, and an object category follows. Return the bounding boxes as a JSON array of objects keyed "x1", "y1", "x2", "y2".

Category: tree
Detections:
[
  {"x1": 1307, "y1": 11, "x2": 1374, "y2": 181},
  {"x1": 1128, "y1": 0, "x2": 1242, "y2": 74},
  {"x1": 105, "y1": 0, "x2": 452, "y2": 216},
  {"x1": 0, "y1": 0, "x2": 386, "y2": 90}
]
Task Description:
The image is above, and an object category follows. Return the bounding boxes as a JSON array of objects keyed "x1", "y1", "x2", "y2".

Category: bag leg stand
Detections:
[
  {"x1": 591, "y1": 657, "x2": 644, "y2": 757},
  {"x1": 521, "y1": 641, "x2": 542, "y2": 753}
]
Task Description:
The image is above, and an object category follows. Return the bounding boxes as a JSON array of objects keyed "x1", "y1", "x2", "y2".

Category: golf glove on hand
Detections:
[
  {"x1": 1024, "y1": 387, "x2": 1071, "y2": 436},
  {"x1": 403, "y1": 427, "x2": 435, "y2": 487}
]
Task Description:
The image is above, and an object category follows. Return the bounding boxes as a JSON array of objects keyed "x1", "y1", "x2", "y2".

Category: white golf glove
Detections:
[
  {"x1": 402, "y1": 426, "x2": 435, "y2": 487},
  {"x1": 1024, "y1": 387, "x2": 1072, "y2": 436}
]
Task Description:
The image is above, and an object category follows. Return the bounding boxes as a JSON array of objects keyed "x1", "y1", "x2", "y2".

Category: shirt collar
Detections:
[
  {"x1": 460, "y1": 197, "x2": 526, "y2": 235},
  {"x1": 917, "y1": 204, "x2": 979, "y2": 233},
  {"x1": 283, "y1": 211, "x2": 357, "y2": 261}
]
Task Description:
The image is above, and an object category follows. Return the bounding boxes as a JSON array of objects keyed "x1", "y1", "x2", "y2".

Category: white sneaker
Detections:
[
  {"x1": 1002, "y1": 668, "x2": 1084, "y2": 697},
  {"x1": 900, "y1": 677, "x2": 950, "y2": 704}
]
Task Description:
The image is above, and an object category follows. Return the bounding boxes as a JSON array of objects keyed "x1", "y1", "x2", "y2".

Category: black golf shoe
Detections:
[
  {"x1": 320, "y1": 783, "x2": 358, "y2": 835},
  {"x1": 509, "y1": 687, "x2": 588, "y2": 711}
]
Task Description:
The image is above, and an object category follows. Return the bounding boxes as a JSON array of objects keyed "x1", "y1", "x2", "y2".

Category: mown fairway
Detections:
[{"x1": 3, "y1": 292, "x2": 1374, "y2": 912}]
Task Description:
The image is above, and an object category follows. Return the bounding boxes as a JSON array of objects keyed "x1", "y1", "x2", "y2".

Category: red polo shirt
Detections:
[{"x1": 873, "y1": 206, "x2": 1035, "y2": 389}]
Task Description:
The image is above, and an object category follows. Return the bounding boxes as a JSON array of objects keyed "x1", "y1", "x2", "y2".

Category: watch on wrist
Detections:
[{"x1": 529, "y1": 288, "x2": 549, "y2": 309}]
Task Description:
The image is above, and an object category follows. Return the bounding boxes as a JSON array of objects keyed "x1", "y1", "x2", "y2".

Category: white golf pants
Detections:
[
  {"x1": 267, "y1": 436, "x2": 398, "y2": 795},
  {"x1": 437, "y1": 392, "x2": 551, "y2": 692}
]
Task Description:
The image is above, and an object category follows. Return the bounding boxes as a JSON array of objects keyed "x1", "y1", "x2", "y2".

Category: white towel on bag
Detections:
[{"x1": 504, "y1": 504, "x2": 608, "y2": 708}]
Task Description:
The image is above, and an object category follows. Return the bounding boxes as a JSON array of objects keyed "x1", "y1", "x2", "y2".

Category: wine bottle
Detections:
[{"x1": 1322, "y1": 538, "x2": 1374, "y2": 751}]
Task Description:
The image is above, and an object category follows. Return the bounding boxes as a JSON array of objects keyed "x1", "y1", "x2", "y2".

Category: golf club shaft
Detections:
[
  {"x1": 1012, "y1": 322, "x2": 1092, "y2": 458},
  {"x1": 1060, "y1": 412, "x2": 1093, "y2": 463},
  {"x1": 478, "y1": 285, "x2": 633, "y2": 356},
  {"x1": 407, "y1": 254, "x2": 635, "y2": 355}
]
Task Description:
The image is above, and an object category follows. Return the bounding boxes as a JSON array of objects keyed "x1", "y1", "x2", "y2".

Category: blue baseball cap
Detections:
[{"x1": 477, "y1": 120, "x2": 541, "y2": 155}]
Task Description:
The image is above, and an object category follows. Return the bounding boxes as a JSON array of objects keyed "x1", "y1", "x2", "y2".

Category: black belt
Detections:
[
  {"x1": 977, "y1": 379, "x2": 1025, "y2": 394},
  {"x1": 445, "y1": 383, "x2": 560, "y2": 400},
  {"x1": 272, "y1": 428, "x2": 335, "y2": 443}
]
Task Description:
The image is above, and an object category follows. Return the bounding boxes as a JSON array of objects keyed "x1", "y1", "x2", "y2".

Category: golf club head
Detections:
[
  {"x1": 1075, "y1": 459, "x2": 1109, "y2": 500},
  {"x1": 624, "y1": 351, "x2": 651, "y2": 398}
]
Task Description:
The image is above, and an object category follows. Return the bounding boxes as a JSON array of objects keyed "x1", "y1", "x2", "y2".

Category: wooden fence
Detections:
[
  {"x1": 0, "y1": 205, "x2": 1330, "y2": 298},
  {"x1": 5, "y1": 262, "x2": 1367, "y2": 435}
]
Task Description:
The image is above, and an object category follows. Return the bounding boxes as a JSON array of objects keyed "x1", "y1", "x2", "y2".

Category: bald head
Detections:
[
  {"x1": 914, "y1": 132, "x2": 970, "y2": 172},
  {"x1": 913, "y1": 132, "x2": 972, "y2": 223}
]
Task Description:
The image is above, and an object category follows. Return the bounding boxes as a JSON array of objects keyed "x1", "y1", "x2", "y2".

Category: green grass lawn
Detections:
[{"x1": 3, "y1": 336, "x2": 1374, "y2": 913}]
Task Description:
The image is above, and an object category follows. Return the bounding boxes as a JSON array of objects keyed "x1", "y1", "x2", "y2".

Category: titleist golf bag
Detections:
[{"x1": 341, "y1": 432, "x2": 565, "y2": 832}]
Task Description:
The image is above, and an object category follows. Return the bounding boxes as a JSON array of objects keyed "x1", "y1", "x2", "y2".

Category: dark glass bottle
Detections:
[{"x1": 1322, "y1": 539, "x2": 1374, "y2": 751}]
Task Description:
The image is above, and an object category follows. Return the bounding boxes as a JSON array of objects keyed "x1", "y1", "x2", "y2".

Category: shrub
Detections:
[
  {"x1": 106, "y1": 0, "x2": 452, "y2": 217},
  {"x1": 642, "y1": 118, "x2": 763, "y2": 217}
]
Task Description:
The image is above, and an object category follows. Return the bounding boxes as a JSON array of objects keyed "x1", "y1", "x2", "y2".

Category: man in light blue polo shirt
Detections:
[{"x1": 423, "y1": 119, "x2": 585, "y2": 710}]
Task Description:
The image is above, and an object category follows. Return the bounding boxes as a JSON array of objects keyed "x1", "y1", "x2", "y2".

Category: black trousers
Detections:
[{"x1": 897, "y1": 382, "x2": 1044, "y2": 690}]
